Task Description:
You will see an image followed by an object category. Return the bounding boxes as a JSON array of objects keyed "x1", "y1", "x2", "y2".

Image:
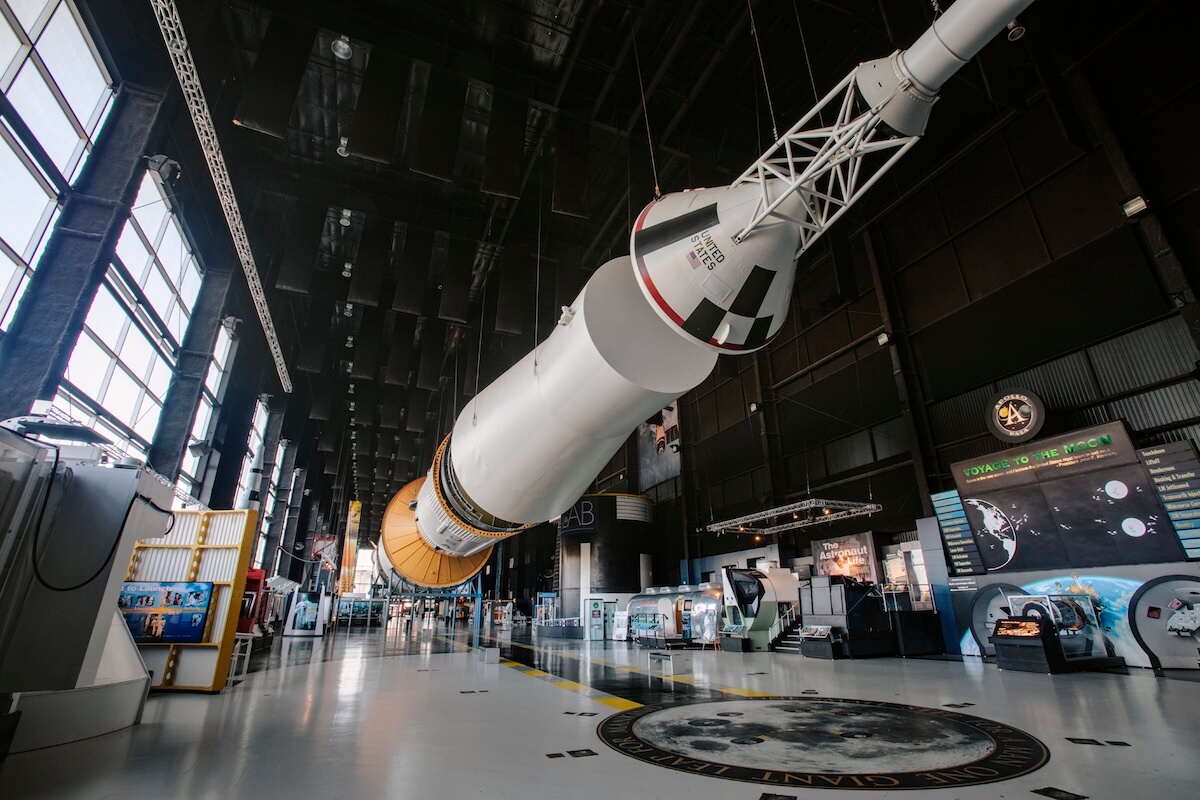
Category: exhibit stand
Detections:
[
  {"x1": 0, "y1": 430, "x2": 175, "y2": 754},
  {"x1": 124, "y1": 509, "x2": 258, "y2": 691}
]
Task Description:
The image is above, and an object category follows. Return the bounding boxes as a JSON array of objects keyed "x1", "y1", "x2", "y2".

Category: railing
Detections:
[{"x1": 768, "y1": 601, "x2": 799, "y2": 647}]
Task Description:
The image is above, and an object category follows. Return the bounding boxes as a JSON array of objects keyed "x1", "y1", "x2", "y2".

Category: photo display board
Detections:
[
  {"x1": 119, "y1": 582, "x2": 213, "y2": 644},
  {"x1": 812, "y1": 532, "x2": 878, "y2": 583},
  {"x1": 949, "y1": 421, "x2": 1188, "y2": 572},
  {"x1": 932, "y1": 490, "x2": 987, "y2": 576}
]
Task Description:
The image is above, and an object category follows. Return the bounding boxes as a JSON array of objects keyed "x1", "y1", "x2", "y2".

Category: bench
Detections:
[{"x1": 647, "y1": 651, "x2": 692, "y2": 676}]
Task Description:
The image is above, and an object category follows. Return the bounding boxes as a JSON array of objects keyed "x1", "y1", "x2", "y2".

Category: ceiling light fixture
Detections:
[
  {"x1": 348, "y1": 383, "x2": 355, "y2": 395},
  {"x1": 341, "y1": 261, "x2": 353, "y2": 278},
  {"x1": 343, "y1": 302, "x2": 354, "y2": 318},
  {"x1": 336, "y1": 136, "x2": 349, "y2": 157},
  {"x1": 1006, "y1": 19, "x2": 1025, "y2": 41},
  {"x1": 1122, "y1": 195, "x2": 1148, "y2": 218},
  {"x1": 346, "y1": 335, "x2": 354, "y2": 349},
  {"x1": 331, "y1": 34, "x2": 352, "y2": 61},
  {"x1": 340, "y1": 208, "x2": 352, "y2": 227}
]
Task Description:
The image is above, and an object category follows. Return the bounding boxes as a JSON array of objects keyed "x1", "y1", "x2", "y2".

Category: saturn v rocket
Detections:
[{"x1": 377, "y1": 0, "x2": 1038, "y2": 587}]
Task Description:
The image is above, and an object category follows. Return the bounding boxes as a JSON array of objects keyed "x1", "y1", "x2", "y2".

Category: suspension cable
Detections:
[
  {"x1": 747, "y1": 0, "x2": 779, "y2": 141},
  {"x1": 630, "y1": 34, "x2": 661, "y2": 199}
]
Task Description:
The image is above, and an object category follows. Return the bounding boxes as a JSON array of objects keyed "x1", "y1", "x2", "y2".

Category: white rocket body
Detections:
[{"x1": 382, "y1": 0, "x2": 1038, "y2": 584}]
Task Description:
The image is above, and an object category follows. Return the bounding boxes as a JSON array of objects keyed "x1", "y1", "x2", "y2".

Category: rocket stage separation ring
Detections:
[{"x1": 596, "y1": 696, "x2": 1049, "y2": 790}]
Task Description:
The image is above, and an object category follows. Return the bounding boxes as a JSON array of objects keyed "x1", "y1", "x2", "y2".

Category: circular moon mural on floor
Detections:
[{"x1": 597, "y1": 696, "x2": 1049, "y2": 790}]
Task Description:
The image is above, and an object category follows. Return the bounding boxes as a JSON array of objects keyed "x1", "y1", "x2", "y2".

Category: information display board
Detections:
[
  {"x1": 1137, "y1": 440, "x2": 1200, "y2": 560},
  {"x1": 119, "y1": 581, "x2": 212, "y2": 644},
  {"x1": 950, "y1": 421, "x2": 1186, "y2": 572},
  {"x1": 932, "y1": 490, "x2": 986, "y2": 575}
]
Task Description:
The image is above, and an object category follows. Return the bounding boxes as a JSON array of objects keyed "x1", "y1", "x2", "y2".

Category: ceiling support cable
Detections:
[{"x1": 149, "y1": 0, "x2": 293, "y2": 392}]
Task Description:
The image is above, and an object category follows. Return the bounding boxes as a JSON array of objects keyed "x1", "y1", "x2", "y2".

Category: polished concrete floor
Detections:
[{"x1": 1, "y1": 620, "x2": 1197, "y2": 799}]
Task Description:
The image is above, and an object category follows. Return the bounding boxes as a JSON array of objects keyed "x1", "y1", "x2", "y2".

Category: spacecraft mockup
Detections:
[{"x1": 379, "y1": 0, "x2": 1038, "y2": 587}]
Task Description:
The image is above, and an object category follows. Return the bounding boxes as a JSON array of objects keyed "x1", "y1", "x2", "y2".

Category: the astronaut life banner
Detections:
[
  {"x1": 812, "y1": 532, "x2": 879, "y2": 583},
  {"x1": 950, "y1": 421, "x2": 1185, "y2": 572}
]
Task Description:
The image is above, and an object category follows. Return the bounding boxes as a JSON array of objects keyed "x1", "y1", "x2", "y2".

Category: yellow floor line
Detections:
[
  {"x1": 595, "y1": 696, "x2": 642, "y2": 711},
  {"x1": 551, "y1": 679, "x2": 587, "y2": 691},
  {"x1": 720, "y1": 687, "x2": 775, "y2": 697}
]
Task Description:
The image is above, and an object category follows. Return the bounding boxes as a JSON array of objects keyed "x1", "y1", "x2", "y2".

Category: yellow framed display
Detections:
[{"x1": 124, "y1": 510, "x2": 257, "y2": 692}]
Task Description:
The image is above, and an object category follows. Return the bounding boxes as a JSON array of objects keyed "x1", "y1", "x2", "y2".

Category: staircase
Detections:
[{"x1": 771, "y1": 605, "x2": 804, "y2": 654}]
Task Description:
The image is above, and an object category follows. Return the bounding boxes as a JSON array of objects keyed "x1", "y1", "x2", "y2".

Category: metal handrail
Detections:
[{"x1": 768, "y1": 601, "x2": 799, "y2": 645}]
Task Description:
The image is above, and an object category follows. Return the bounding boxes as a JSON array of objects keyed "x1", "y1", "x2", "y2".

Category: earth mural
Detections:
[{"x1": 961, "y1": 574, "x2": 1147, "y2": 666}]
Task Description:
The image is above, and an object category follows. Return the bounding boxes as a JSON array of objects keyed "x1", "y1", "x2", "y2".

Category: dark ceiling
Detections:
[{"x1": 84, "y1": 0, "x2": 1162, "y2": 543}]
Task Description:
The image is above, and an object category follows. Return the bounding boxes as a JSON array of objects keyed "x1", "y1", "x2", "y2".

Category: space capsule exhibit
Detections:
[{"x1": 379, "y1": 0, "x2": 1039, "y2": 589}]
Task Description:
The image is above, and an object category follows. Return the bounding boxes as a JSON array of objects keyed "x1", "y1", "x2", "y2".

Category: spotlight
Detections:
[
  {"x1": 348, "y1": 383, "x2": 355, "y2": 395},
  {"x1": 340, "y1": 208, "x2": 352, "y2": 227},
  {"x1": 823, "y1": 507, "x2": 831, "y2": 515},
  {"x1": 343, "y1": 302, "x2": 354, "y2": 317},
  {"x1": 876, "y1": 331, "x2": 890, "y2": 346},
  {"x1": 1006, "y1": 19, "x2": 1025, "y2": 41},
  {"x1": 346, "y1": 335, "x2": 354, "y2": 349},
  {"x1": 341, "y1": 261, "x2": 353, "y2": 278},
  {"x1": 1122, "y1": 195, "x2": 1148, "y2": 218},
  {"x1": 331, "y1": 34, "x2": 353, "y2": 61},
  {"x1": 337, "y1": 136, "x2": 350, "y2": 157},
  {"x1": 349, "y1": 401, "x2": 356, "y2": 412}
]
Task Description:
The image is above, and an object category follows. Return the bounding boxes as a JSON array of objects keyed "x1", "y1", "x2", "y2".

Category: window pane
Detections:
[
  {"x1": 147, "y1": 350, "x2": 172, "y2": 399},
  {"x1": 191, "y1": 397, "x2": 213, "y2": 440},
  {"x1": 0, "y1": 247, "x2": 19, "y2": 301},
  {"x1": 83, "y1": 285, "x2": 126, "y2": 349},
  {"x1": 141, "y1": 262, "x2": 173, "y2": 316},
  {"x1": 114, "y1": 224, "x2": 150, "y2": 275},
  {"x1": 163, "y1": 298, "x2": 186, "y2": 343},
  {"x1": 7, "y1": 60, "x2": 79, "y2": 172},
  {"x1": 0, "y1": 134, "x2": 53, "y2": 255},
  {"x1": 158, "y1": 221, "x2": 185, "y2": 281},
  {"x1": 179, "y1": 259, "x2": 201, "y2": 311},
  {"x1": 65, "y1": 331, "x2": 108, "y2": 398},
  {"x1": 1, "y1": 14, "x2": 21, "y2": 74},
  {"x1": 131, "y1": 173, "x2": 167, "y2": 244},
  {"x1": 132, "y1": 397, "x2": 160, "y2": 442},
  {"x1": 9, "y1": 0, "x2": 52, "y2": 34},
  {"x1": 102, "y1": 363, "x2": 140, "y2": 425},
  {"x1": 119, "y1": 323, "x2": 155, "y2": 379},
  {"x1": 37, "y1": 3, "x2": 107, "y2": 131}
]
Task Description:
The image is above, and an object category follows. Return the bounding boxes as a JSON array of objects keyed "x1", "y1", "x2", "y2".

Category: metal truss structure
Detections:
[
  {"x1": 149, "y1": 0, "x2": 293, "y2": 393},
  {"x1": 706, "y1": 498, "x2": 882, "y2": 536},
  {"x1": 731, "y1": 67, "x2": 920, "y2": 254}
]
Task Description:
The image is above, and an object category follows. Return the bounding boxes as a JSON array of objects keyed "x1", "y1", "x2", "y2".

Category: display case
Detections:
[{"x1": 989, "y1": 594, "x2": 1126, "y2": 674}]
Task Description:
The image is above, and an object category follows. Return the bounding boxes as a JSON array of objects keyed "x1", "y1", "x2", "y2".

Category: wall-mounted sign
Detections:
[
  {"x1": 812, "y1": 532, "x2": 878, "y2": 583},
  {"x1": 951, "y1": 421, "x2": 1186, "y2": 572},
  {"x1": 986, "y1": 388, "x2": 1045, "y2": 442},
  {"x1": 119, "y1": 581, "x2": 213, "y2": 644},
  {"x1": 1137, "y1": 439, "x2": 1200, "y2": 560}
]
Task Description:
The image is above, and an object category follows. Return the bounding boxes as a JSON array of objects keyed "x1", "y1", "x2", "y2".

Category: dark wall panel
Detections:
[
  {"x1": 416, "y1": 319, "x2": 444, "y2": 391},
  {"x1": 393, "y1": 226, "x2": 432, "y2": 315},
  {"x1": 480, "y1": 91, "x2": 525, "y2": 198},
  {"x1": 894, "y1": 244, "x2": 967, "y2": 330},
  {"x1": 350, "y1": 308, "x2": 380, "y2": 379},
  {"x1": 411, "y1": 68, "x2": 465, "y2": 181},
  {"x1": 935, "y1": 134, "x2": 1023, "y2": 235},
  {"x1": 496, "y1": 252, "x2": 533, "y2": 335},
  {"x1": 348, "y1": 219, "x2": 392, "y2": 307},
  {"x1": 438, "y1": 238, "x2": 472, "y2": 323},
  {"x1": 552, "y1": 114, "x2": 589, "y2": 218},
  {"x1": 275, "y1": 203, "x2": 326, "y2": 293},
  {"x1": 1027, "y1": 156, "x2": 1124, "y2": 260},
  {"x1": 232, "y1": 16, "x2": 314, "y2": 138},
  {"x1": 955, "y1": 199, "x2": 1049, "y2": 300},
  {"x1": 384, "y1": 313, "x2": 416, "y2": 384},
  {"x1": 914, "y1": 227, "x2": 1166, "y2": 400},
  {"x1": 347, "y1": 49, "x2": 408, "y2": 163}
]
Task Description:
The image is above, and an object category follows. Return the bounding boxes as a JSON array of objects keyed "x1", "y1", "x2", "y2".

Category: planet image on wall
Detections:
[{"x1": 963, "y1": 498, "x2": 1017, "y2": 569}]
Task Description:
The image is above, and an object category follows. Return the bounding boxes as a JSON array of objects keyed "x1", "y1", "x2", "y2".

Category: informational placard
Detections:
[
  {"x1": 119, "y1": 581, "x2": 213, "y2": 644},
  {"x1": 637, "y1": 404, "x2": 682, "y2": 492},
  {"x1": 931, "y1": 490, "x2": 986, "y2": 575},
  {"x1": 951, "y1": 421, "x2": 1185, "y2": 572},
  {"x1": 1138, "y1": 440, "x2": 1200, "y2": 560},
  {"x1": 812, "y1": 532, "x2": 878, "y2": 583}
]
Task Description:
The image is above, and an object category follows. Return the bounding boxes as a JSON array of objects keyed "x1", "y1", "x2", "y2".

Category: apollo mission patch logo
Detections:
[{"x1": 987, "y1": 388, "x2": 1044, "y2": 442}]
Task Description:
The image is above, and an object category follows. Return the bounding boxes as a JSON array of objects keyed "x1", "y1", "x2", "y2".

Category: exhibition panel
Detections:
[{"x1": 124, "y1": 510, "x2": 257, "y2": 691}]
